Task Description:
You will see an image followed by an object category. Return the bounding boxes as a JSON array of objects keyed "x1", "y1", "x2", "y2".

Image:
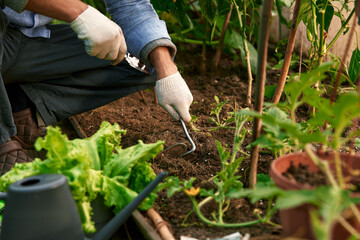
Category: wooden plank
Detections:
[{"x1": 132, "y1": 210, "x2": 162, "y2": 240}]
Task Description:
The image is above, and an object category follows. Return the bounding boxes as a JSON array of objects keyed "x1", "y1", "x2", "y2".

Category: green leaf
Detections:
[
  {"x1": 316, "y1": 0, "x2": 334, "y2": 32},
  {"x1": 101, "y1": 177, "x2": 138, "y2": 213},
  {"x1": 275, "y1": 189, "x2": 317, "y2": 209},
  {"x1": 265, "y1": 84, "x2": 277, "y2": 99},
  {"x1": 103, "y1": 140, "x2": 164, "y2": 180},
  {"x1": 225, "y1": 30, "x2": 259, "y2": 74},
  {"x1": 198, "y1": 0, "x2": 218, "y2": 25},
  {"x1": 227, "y1": 186, "x2": 283, "y2": 203},
  {"x1": 284, "y1": 62, "x2": 333, "y2": 106},
  {"x1": 349, "y1": 48, "x2": 360, "y2": 82},
  {"x1": 215, "y1": 140, "x2": 231, "y2": 168}
]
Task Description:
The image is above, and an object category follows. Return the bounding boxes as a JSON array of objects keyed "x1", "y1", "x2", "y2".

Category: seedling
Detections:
[
  {"x1": 208, "y1": 95, "x2": 235, "y2": 131},
  {"x1": 158, "y1": 111, "x2": 278, "y2": 227}
]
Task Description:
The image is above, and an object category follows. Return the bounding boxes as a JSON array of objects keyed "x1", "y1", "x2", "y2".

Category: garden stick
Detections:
[
  {"x1": 330, "y1": 2, "x2": 360, "y2": 104},
  {"x1": 189, "y1": 0, "x2": 205, "y2": 24},
  {"x1": 138, "y1": 91, "x2": 147, "y2": 104},
  {"x1": 154, "y1": 87, "x2": 158, "y2": 104},
  {"x1": 147, "y1": 208, "x2": 175, "y2": 240},
  {"x1": 249, "y1": 0, "x2": 274, "y2": 188},
  {"x1": 272, "y1": 0, "x2": 301, "y2": 104},
  {"x1": 337, "y1": 215, "x2": 360, "y2": 239},
  {"x1": 212, "y1": 4, "x2": 233, "y2": 71}
]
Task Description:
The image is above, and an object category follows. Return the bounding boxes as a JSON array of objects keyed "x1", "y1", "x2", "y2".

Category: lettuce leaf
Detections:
[{"x1": 0, "y1": 121, "x2": 164, "y2": 233}]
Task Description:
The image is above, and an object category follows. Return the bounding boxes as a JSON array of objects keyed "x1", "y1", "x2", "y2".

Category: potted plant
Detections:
[{"x1": 240, "y1": 62, "x2": 360, "y2": 239}]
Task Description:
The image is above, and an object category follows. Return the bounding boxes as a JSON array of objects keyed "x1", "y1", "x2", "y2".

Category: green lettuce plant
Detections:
[{"x1": 0, "y1": 121, "x2": 164, "y2": 234}]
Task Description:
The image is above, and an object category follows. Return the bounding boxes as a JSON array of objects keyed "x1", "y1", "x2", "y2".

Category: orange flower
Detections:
[{"x1": 184, "y1": 187, "x2": 200, "y2": 196}]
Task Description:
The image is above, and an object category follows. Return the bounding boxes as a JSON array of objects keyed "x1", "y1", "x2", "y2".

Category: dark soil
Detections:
[
  {"x1": 282, "y1": 162, "x2": 327, "y2": 187},
  {"x1": 72, "y1": 44, "x2": 282, "y2": 240}
]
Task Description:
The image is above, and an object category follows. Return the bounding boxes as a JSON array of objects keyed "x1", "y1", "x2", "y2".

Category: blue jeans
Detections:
[{"x1": 0, "y1": 10, "x2": 155, "y2": 144}]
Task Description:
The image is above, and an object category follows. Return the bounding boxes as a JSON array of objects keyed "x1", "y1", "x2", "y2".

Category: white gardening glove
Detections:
[
  {"x1": 155, "y1": 72, "x2": 193, "y2": 122},
  {"x1": 70, "y1": 6, "x2": 127, "y2": 65}
]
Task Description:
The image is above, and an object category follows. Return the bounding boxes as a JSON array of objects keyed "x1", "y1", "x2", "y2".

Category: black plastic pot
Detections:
[{"x1": 0, "y1": 172, "x2": 167, "y2": 240}]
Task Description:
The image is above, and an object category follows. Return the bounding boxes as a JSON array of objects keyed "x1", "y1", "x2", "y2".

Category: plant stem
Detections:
[
  {"x1": 249, "y1": 0, "x2": 274, "y2": 188},
  {"x1": 190, "y1": 197, "x2": 264, "y2": 227},
  {"x1": 326, "y1": 8, "x2": 356, "y2": 52},
  {"x1": 272, "y1": 0, "x2": 301, "y2": 104},
  {"x1": 232, "y1": 0, "x2": 254, "y2": 109},
  {"x1": 213, "y1": 4, "x2": 233, "y2": 71},
  {"x1": 218, "y1": 199, "x2": 225, "y2": 224},
  {"x1": 169, "y1": 35, "x2": 219, "y2": 45},
  {"x1": 189, "y1": 1, "x2": 206, "y2": 24},
  {"x1": 198, "y1": 196, "x2": 213, "y2": 208},
  {"x1": 304, "y1": 144, "x2": 339, "y2": 189},
  {"x1": 231, "y1": 115, "x2": 248, "y2": 163},
  {"x1": 317, "y1": 8, "x2": 326, "y2": 67}
]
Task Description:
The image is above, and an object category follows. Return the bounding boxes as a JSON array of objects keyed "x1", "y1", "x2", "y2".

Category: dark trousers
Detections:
[{"x1": 0, "y1": 9, "x2": 155, "y2": 143}]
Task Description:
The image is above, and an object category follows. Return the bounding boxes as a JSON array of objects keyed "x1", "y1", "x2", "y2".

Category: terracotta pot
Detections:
[{"x1": 270, "y1": 151, "x2": 360, "y2": 240}]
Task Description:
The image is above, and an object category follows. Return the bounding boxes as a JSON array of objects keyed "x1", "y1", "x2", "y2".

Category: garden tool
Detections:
[
  {"x1": 0, "y1": 172, "x2": 167, "y2": 240},
  {"x1": 162, "y1": 118, "x2": 196, "y2": 158}
]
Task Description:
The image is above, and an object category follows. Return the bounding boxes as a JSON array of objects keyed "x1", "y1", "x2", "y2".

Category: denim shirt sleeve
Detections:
[
  {"x1": 103, "y1": 0, "x2": 176, "y2": 67},
  {"x1": 4, "y1": 0, "x2": 28, "y2": 12}
]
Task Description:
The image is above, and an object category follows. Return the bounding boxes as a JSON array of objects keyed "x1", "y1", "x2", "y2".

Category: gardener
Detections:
[{"x1": 0, "y1": 0, "x2": 193, "y2": 174}]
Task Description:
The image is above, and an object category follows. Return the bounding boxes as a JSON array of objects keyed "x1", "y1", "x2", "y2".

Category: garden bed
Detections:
[{"x1": 71, "y1": 44, "x2": 283, "y2": 239}]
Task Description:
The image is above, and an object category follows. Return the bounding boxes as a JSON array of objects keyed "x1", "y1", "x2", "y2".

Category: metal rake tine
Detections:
[
  {"x1": 178, "y1": 118, "x2": 196, "y2": 158},
  {"x1": 162, "y1": 142, "x2": 187, "y2": 153}
]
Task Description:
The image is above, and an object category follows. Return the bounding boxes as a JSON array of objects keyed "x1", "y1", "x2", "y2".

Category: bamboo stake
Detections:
[
  {"x1": 212, "y1": 4, "x2": 233, "y2": 71},
  {"x1": 272, "y1": 0, "x2": 302, "y2": 104},
  {"x1": 249, "y1": 0, "x2": 274, "y2": 188},
  {"x1": 147, "y1": 208, "x2": 175, "y2": 240}
]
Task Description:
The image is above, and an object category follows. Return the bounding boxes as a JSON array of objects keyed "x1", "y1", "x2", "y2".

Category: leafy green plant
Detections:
[
  {"x1": 242, "y1": 61, "x2": 360, "y2": 239},
  {"x1": 0, "y1": 121, "x2": 164, "y2": 234},
  {"x1": 297, "y1": 0, "x2": 356, "y2": 70}
]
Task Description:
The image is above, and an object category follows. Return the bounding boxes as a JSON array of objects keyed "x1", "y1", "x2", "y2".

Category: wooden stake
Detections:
[
  {"x1": 147, "y1": 208, "x2": 175, "y2": 240},
  {"x1": 249, "y1": 0, "x2": 274, "y2": 188},
  {"x1": 272, "y1": 0, "x2": 302, "y2": 104},
  {"x1": 212, "y1": 4, "x2": 233, "y2": 71}
]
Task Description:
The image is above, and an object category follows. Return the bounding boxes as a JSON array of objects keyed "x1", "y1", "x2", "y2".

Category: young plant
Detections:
[
  {"x1": 229, "y1": 174, "x2": 360, "y2": 240},
  {"x1": 243, "y1": 62, "x2": 360, "y2": 239},
  {"x1": 158, "y1": 111, "x2": 278, "y2": 227},
  {"x1": 297, "y1": 0, "x2": 356, "y2": 70},
  {"x1": 208, "y1": 95, "x2": 235, "y2": 131}
]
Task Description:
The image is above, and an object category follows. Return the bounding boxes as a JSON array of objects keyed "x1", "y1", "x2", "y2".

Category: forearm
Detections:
[
  {"x1": 148, "y1": 47, "x2": 178, "y2": 80},
  {"x1": 24, "y1": 0, "x2": 87, "y2": 22}
]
